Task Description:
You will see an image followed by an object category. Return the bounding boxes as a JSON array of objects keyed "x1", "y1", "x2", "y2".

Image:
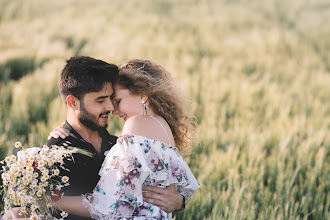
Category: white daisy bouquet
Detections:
[{"x1": 1, "y1": 141, "x2": 91, "y2": 220}]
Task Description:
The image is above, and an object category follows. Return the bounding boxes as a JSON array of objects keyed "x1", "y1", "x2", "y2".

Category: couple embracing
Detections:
[{"x1": 6, "y1": 56, "x2": 199, "y2": 219}]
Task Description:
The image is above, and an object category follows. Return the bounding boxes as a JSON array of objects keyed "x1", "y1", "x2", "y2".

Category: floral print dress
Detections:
[{"x1": 82, "y1": 134, "x2": 200, "y2": 220}]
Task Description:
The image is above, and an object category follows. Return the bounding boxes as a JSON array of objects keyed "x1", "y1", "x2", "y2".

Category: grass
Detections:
[{"x1": 0, "y1": 0, "x2": 329, "y2": 219}]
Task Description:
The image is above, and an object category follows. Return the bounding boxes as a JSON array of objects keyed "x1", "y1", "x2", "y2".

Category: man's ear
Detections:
[{"x1": 66, "y1": 95, "x2": 79, "y2": 110}]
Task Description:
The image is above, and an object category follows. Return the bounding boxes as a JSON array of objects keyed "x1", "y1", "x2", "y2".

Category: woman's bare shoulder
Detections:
[{"x1": 122, "y1": 115, "x2": 155, "y2": 136}]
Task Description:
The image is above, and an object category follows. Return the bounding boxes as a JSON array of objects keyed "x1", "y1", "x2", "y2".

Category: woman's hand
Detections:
[{"x1": 47, "y1": 123, "x2": 70, "y2": 140}]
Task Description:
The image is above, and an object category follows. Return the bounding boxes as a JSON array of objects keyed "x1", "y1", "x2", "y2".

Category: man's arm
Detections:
[{"x1": 142, "y1": 184, "x2": 184, "y2": 213}]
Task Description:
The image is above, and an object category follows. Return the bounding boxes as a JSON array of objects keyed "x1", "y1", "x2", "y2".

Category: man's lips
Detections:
[{"x1": 99, "y1": 112, "x2": 110, "y2": 119}]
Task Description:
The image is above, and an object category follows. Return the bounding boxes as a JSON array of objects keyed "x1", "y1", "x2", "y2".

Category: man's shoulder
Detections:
[
  {"x1": 107, "y1": 133, "x2": 118, "y2": 143},
  {"x1": 45, "y1": 136, "x2": 78, "y2": 148},
  {"x1": 101, "y1": 129, "x2": 118, "y2": 145}
]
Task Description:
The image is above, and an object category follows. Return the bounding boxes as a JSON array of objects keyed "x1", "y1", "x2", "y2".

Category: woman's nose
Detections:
[{"x1": 112, "y1": 108, "x2": 118, "y2": 115}]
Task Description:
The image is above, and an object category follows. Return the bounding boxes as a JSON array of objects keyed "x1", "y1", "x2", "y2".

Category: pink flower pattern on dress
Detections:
[{"x1": 83, "y1": 134, "x2": 200, "y2": 220}]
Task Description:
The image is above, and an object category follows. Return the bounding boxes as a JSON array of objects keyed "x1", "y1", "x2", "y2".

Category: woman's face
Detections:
[{"x1": 111, "y1": 83, "x2": 145, "y2": 121}]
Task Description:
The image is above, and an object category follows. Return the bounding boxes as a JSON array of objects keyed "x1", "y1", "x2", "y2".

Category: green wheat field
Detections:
[{"x1": 0, "y1": 0, "x2": 329, "y2": 219}]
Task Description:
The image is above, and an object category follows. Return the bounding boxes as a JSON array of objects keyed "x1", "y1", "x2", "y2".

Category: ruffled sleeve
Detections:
[{"x1": 82, "y1": 134, "x2": 200, "y2": 219}]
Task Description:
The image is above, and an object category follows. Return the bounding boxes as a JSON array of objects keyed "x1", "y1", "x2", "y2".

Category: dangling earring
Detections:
[{"x1": 142, "y1": 100, "x2": 148, "y2": 115}]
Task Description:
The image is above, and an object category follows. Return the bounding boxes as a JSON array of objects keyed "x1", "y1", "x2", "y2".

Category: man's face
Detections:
[{"x1": 78, "y1": 82, "x2": 114, "y2": 131}]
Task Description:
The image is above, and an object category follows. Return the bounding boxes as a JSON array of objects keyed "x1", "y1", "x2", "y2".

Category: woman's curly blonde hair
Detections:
[{"x1": 117, "y1": 59, "x2": 196, "y2": 154}]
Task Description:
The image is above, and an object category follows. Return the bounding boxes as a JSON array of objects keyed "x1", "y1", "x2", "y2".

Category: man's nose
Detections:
[
  {"x1": 111, "y1": 100, "x2": 119, "y2": 115},
  {"x1": 105, "y1": 99, "x2": 114, "y2": 111}
]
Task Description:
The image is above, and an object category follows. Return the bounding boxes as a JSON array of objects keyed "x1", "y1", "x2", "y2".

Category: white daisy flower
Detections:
[
  {"x1": 29, "y1": 156, "x2": 35, "y2": 162},
  {"x1": 61, "y1": 176, "x2": 69, "y2": 183},
  {"x1": 27, "y1": 196, "x2": 34, "y2": 203},
  {"x1": 40, "y1": 176, "x2": 47, "y2": 182},
  {"x1": 30, "y1": 182, "x2": 37, "y2": 188},
  {"x1": 61, "y1": 211, "x2": 68, "y2": 218},
  {"x1": 20, "y1": 206, "x2": 27, "y2": 213},
  {"x1": 31, "y1": 204, "x2": 38, "y2": 211},
  {"x1": 22, "y1": 176, "x2": 29, "y2": 183},
  {"x1": 15, "y1": 141, "x2": 22, "y2": 148},
  {"x1": 11, "y1": 155, "x2": 17, "y2": 161},
  {"x1": 36, "y1": 190, "x2": 43, "y2": 197},
  {"x1": 29, "y1": 213, "x2": 39, "y2": 220},
  {"x1": 18, "y1": 191, "x2": 25, "y2": 197},
  {"x1": 53, "y1": 169, "x2": 60, "y2": 175},
  {"x1": 1, "y1": 173, "x2": 7, "y2": 180},
  {"x1": 57, "y1": 157, "x2": 63, "y2": 163},
  {"x1": 5, "y1": 156, "x2": 11, "y2": 164},
  {"x1": 26, "y1": 166, "x2": 33, "y2": 173},
  {"x1": 38, "y1": 160, "x2": 45, "y2": 167}
]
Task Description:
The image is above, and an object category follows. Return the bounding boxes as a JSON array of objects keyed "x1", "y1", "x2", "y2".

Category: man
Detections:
[
  {"x1": 46, "y1": 56, "x2": 119, "y2": 219},
  {"x1": 49, "y1": 56, "x2": 184, "y2": 219}
]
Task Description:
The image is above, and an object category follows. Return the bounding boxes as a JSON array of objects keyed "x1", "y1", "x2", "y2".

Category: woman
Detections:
[{"x1": 53, "y1": 59, "x2": 200, "y2": 219}]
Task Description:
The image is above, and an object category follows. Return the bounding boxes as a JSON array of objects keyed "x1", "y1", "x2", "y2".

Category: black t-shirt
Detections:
[{"x1": 46, "y1": 121, "x2": 117, "y2": 220}]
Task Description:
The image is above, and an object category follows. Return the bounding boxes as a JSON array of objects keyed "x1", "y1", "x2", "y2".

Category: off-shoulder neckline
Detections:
[{"x1": 119, "y1": 133, "x2": 177, "y2": 150}]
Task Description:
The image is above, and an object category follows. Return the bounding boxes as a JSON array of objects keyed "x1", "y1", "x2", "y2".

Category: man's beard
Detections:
[{"x1": 78, "y1": 101, "x2": 109, "y2": 131}]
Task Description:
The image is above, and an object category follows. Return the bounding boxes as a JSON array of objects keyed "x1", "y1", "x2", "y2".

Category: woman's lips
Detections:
[{"x1": 119, "y1": 114, "x2": 127, "y2": 120}]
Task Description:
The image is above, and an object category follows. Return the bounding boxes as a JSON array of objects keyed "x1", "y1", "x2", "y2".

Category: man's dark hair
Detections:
[{"x1": 59, "y1": 56, "x2": 119, "y2": 103}]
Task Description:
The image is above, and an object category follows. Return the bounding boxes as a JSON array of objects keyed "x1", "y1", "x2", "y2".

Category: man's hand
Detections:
[{"x1": 142, "y1": 184, "x2": 183, "y2": 213}]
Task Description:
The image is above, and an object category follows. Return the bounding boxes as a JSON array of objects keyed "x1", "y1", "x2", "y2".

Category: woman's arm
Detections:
[
  {"x1": 54, "y1": 196, "x2": 90, "y2": 217},
  {"x1": 2, "y1": 207, "x2": 30, "y2": 219}
]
